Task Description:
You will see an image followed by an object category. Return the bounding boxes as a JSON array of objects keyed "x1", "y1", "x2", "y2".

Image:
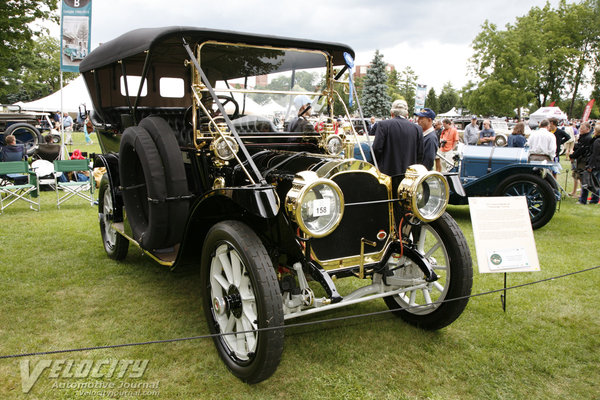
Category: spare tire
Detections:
[
  {"x1": 119, "y1": 126, "x2": 169, "y2": 249},
  {"x1": 138, "y1": 116, "x2": 189, "y2": 245}
]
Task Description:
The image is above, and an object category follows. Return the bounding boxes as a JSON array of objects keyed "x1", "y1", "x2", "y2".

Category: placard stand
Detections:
[
  {"x1": 468, "y1": 197, "x2": 541, "y2": 313},
  {"x1": 500, "y1": 273, "x2": 507, "y2": 312}
]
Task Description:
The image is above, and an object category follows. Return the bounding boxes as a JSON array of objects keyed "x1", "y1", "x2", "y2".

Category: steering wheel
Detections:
[
  {"x1": 184, "y1": 95, "x2": 240, "y2": 128},
  {"x1": 211, "y1": 95, "x2": 240, "y2": 119}
]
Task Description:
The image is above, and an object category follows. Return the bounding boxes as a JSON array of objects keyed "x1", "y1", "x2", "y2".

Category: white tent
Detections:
[
  {"x1": 14, "y1": 76, "x2": 92, "y2": 114},
  {"x1": 528, "y1": 106, "x2": 568, "y2": 125},
  {"x1": 438, "y1": 107, "x2": 461, "y2": 118}
]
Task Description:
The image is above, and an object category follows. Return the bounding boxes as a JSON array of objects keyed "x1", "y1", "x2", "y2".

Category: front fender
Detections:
[{"x1": 173, "y1": 186, "x2": 280, "y2": 269}]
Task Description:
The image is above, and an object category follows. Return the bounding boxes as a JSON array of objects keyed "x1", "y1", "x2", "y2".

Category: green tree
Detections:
[
  {"x1": 468, "y1": 1, "x2": 599, "y2": 117},
  {"x1": 0, "y1": 0, "x2": 59, "y2": 102},
  {"x1": 438, "y1": 82, "x2": 460, "y2": 114},
  {"x1": 426, "y1": 88, "x2": 438, "y2": 114},
  {"x1": 386, "y1": 69, "x2": 402, "y2": 101},
  {"x1": 360, "y1": 50, "x2": 391, "y2": 118},
  {"x1": 398, "y1": 66, "x2": 418, "y2": 114}
]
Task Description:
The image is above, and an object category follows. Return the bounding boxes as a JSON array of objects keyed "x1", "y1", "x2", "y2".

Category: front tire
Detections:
[
  {"x1": 201, "y1": 221, "x2": 284, "y2": 383},
  {"x1": 494, "y1": 173, "x2": 556, "y2": 229},
  {"x1": 384, "y1": 213, "x2": 473, "y2": 330},
  {"x1": 98, "y1": 174, "x2": 129, "y2": 260}
]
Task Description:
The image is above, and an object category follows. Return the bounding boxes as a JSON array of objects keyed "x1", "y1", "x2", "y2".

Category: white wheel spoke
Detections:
[
  {"x1": 409, "y1": 290, "x2": 417, "y2": 306},
  {"x1": 213, "y1": 274, "x2": 230, "y2": 291},
  {"x1": 235, "y1": 318, "x2": 245, "y2": 355},
  {"x1": 241, "y1": 314, "x2": 257, "y2": 352},
  {"x1": 423, "y1": 288, "x2": 433, "y2": 304},
  {"x1": 424, "y1": 241, "x2": 441, "y2": 258},
  {"x1": 231, "y1": 252, "x2": 242, "y2": 287},
  {"x1": 218, "y1": 252, "x2": 234, "y2": 284},
  {"x1": 417, "y1": 228, "x2": 427, "y2": 252},
  {"x1": 433, "y1": 281, "x2": 445, "y2": 293}
]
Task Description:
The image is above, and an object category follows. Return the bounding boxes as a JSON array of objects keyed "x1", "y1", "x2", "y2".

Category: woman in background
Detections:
[{"x1": 508, "y1": 122, "x2": 527, "y2": 148}]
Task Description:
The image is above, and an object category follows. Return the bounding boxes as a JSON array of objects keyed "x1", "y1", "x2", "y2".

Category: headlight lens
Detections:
[
  {"x1": 285, "y1": 171, "x2": 344, "y2": 238},
  {"x1": 213, "y1": 136, "x2": 239, "y2": 161},
  {"x1": 398, "y1": 164, "x2": 448, "y2": 222}
]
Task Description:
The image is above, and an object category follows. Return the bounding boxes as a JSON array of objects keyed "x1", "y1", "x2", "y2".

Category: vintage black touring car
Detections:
[{"x1": 80, "y1": 27, "x2": 473, "y2": 383}]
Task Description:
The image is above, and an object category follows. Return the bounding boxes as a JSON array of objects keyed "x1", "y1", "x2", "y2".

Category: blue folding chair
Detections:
[
  {"x1": 0, "y1": 161, "x2": 40, "y2": 214},
  {"x1": 53, "y1": 159, "x2": 94, "y2": 208}
]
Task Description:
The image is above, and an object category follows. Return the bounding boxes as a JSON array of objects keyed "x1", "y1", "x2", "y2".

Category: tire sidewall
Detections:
[
  {"x1": 387, "y1": 213, "x2": 473, "y2": 330},
  {"x1": 98, "y1": 174, "x2": 128, "y2": 260},
  {"x1": 495, "y1": 173, "x2": 556, "y2": 229},
  {"x1": 200, "y1": 220, "x2": 283, "y2": 383}
]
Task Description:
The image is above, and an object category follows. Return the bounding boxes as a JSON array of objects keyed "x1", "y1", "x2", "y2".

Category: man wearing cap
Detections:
[
  {"x1": 415, "y1": 108, "x2": 438, "y2": 170},
  {"x1": 464, "y1": 116, "x2": 480, "y2": 145},
  {"x1": 372, "y1": 99, "x2": 423, "y2": 177},
  {"x1": 289, "y1": 95, "x2": 315, "y2": 133}
]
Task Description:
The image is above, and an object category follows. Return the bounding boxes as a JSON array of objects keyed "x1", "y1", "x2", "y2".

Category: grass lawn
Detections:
[{"x1": 1, "y1": 145, "x2": 599, "y2": 399}]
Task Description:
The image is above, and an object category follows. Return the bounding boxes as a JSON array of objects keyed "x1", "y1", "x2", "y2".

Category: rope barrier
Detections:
[{"x1": 1, "y1": 265, "x2": 598, "y2": 360}]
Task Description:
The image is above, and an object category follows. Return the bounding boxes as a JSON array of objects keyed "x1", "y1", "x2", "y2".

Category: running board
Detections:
[{"x1": 110, "y1": 221, "x2": 179, "y2": 267}]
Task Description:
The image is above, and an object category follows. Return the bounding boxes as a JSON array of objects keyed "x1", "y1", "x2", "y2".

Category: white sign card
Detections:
[{"x1": 468, "y1": 196, "x2": 540, "y2": 273}]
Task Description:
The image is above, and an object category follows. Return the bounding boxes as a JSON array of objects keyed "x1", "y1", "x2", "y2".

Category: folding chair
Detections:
[
  {"x1": 0, "y1": 161, "x2": 40, "y2": 214},
  {"x1": 53, "y1": 159, "x2": 94, "y2": 208},
  {"x1": 33, "y1": 144, "x2": 61, "y2": 162}
]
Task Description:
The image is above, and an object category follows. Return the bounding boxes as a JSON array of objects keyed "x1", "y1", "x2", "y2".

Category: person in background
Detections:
[
  {"x1": 479, "y1": 119, "x2": 496, "y2": 146},
  {"x1": 584, "y1": 124, "x2": 600, "y2": 204},
  {"x1": 289, "y1": 95, "x2": 315, "y2": 133},
  {"x1": 563, "y1": 121, "x2": 576, "y2": 156},
  {"x1": 434, "y1": 120, "x2": 443, "y2": 143},
  {"x1": 84, "y1": 113, "x2": 94, "y2": 145},
  {"x1": 435, "y1": 118, "x2": 459, "y2": 172},
  {"x1": 414, "y1": 108, "x2": 438, "y2": 170},
  {"x1": 369, "y1": 116, "x2": 377, "y2": 135},
  {"x1": 548, "y1": 117, "x2": 570, "y2": 162},
  {"x1": 463, "y1": 116, "x2": 480, "y2": 145},
  {"x1": 527, "y1": 119, "x2": 556, "y2": 162},
  {"x1": 508, "y1": 122, "x2": 527, "y2": 147},
  {"x1": 0, "y1": 134, "x2": 25, "y2": 161},
  {"x1": 569, "y1": 122, "x2": 594, "y2": 203},
  {"x1": 62, "y1": 112, "x2": 74, "y2": 145},
  {"x1": 372, "y1": 99, "x2": 423, "y2": 177}
]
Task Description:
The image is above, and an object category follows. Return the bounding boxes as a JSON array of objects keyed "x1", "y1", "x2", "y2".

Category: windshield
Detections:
[{"x1": 199, "y1": 42, "x2": 331, "y2": 133}]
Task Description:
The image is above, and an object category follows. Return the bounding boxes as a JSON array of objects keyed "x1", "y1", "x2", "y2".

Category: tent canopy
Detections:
[
  {"x1": 438, "y1": 107, "x2": 461, "y2": 118},
  {"x1": 14, "y1": 76, "x2": 92, "y2": 114},
  {"x1": 528, "y1": 106, "x2": 568, "y2": 123}
]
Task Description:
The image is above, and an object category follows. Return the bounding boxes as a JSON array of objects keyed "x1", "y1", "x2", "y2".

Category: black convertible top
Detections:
[{"x1": 79, "y1": 26, "x2": 355, "y2": 72}]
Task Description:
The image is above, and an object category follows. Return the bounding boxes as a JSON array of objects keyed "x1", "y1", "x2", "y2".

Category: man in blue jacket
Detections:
[{"x1": 414, "y1": 108, "x2": 438, "y2": 170}]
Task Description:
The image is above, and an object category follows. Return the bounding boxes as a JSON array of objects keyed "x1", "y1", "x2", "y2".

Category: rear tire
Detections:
[
  {"x1": 201, "y1": 220, "x2": 284, "y2": 383},
  {"x1": 494, "y1": 173, "x2": 556, "y2": 229},
  {"x1": 98, "y1": 174, "x2": 128, "y2": 260}
]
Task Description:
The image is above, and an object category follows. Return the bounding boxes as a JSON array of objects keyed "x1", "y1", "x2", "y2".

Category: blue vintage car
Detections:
[{"x1": 445, "y1": 145, "x2": 560, "y2": 229}]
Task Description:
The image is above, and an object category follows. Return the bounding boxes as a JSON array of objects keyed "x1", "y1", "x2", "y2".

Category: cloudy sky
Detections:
[{"x1": 63, "y1": 0, "x2": 566, "y2": 93}]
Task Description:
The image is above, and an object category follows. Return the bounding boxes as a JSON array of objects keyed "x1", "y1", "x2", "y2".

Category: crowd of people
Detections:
[{"x1": 363, "y1": 101, "x2": 599, "y2": 205}]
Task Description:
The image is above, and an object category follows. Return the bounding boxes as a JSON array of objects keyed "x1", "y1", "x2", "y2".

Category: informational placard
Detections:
[
  {"x1": 469, "y1": 196, "x2": 540, "y2": 273},
  {"x1": 60, "y1": 0, "x2": 92, "y2": 73}
]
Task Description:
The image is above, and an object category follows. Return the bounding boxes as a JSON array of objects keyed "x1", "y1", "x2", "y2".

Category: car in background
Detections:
[
  {"x1": 446, "y1": 145, "x2": 560, "y2": 229},
  {"x1": 0, "y1": 104, "x2": 43, "y2": 155}
]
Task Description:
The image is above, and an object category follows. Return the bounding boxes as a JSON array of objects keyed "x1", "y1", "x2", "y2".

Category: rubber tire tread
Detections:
[
  {"x1": 138, "y1": 116, "x2": 189, "y2": 245},
  {"x1": 385, "y1": 212, "x2": 473, "y2": 330},
  {"x1": 119, "y1": 126, "x2": 169, "y2": 249},
  {"x1": 5, "y1": 122, "x2": 42, "y2": 156},
  {"x1": 98, "y1": 174, "x2": 129, "y2": 260},
  {"x1": 494, "y1": 173, "x2": 556, "y2": 229},
  {"x1": 201, "y1": 220, "x2": 284, "y2": 384}
]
